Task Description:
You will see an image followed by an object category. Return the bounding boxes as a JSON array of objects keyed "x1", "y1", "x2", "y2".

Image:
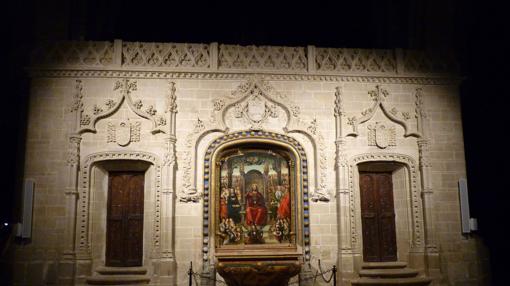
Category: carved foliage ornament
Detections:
[
  {"x1": 70, "y1": 79, "x2": 172, "y2": 135},
  {"x1": 308, "y1": 119, "x2": 330, "y2": 202},
  {"x1": 166, "y1": 82, "x2": 178, "y2": 113},
  {"x1": 334, "y1": 86, "x2": 344, "y2": 117},
  {"x1": 210, "y1": 76, "x2": 301, "y2": 132},
  {"x1": 345, "y1": 85, "x2": 420, "y2": 138},
  {"x1": 180, "y1": 117, "x2": 206, "y2": 202},
  {"x1": 183, "y1": 78, "x2": 327, "y2": 204}
]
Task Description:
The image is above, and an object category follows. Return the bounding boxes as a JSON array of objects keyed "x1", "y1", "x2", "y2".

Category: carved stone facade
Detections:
[{"x1": 9, "y1": 41, "x2": 485, "y2": 286}]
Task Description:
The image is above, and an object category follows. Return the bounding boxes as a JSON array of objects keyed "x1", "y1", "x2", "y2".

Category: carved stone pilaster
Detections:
[
  {"x1": 161, "y1": 135, "x2": 177, "y2": 261},
  {"x1": 334, "y1": 86, "x2": 350, "y2": 280},
  {"x1": 158, "y1": 82, "x2": 178, "y2": 282},
  {"x1": 335, "y1": 139, "x2": 351, "y2": 249},
  {"x1": 417, "y1": 139, "x2": 437, "y2": 253},
  {"x1": 64, "y1": 134, "x2": 81, "y2": 253},
  {"x1": 59, "y1": 133, "x2": 82, "y2": 284},
  {"x1": 416, "y1": 89, "x2": 441, "y2": 281}
]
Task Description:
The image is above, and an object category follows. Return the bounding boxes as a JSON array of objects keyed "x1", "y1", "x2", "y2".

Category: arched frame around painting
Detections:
[{"x1": 202, "y1": 131, "x2": 311, "y2": 264}]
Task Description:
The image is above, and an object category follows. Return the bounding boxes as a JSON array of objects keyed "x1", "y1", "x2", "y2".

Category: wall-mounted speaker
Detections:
[
  {"x1": 18, "y1": 179, "x2": 35, "y2": 239},
  {"x1": 458, "y1": 178, "x2": 477, "y2": 234}
]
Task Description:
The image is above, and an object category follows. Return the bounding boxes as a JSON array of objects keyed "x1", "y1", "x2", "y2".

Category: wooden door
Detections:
[
  {"x1": 359, "y1": 172, "x2": 397, "y2": 262},
  {"x1": 106, "y1": 172, "x2": 144, "y2": 267}
]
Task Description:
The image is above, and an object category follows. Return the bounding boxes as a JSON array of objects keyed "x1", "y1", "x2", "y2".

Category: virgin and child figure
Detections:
[{"x1": 227, "y1": 188, "x2": 241, "y2": 224}]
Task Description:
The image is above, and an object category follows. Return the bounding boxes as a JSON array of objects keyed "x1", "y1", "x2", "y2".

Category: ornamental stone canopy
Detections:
[{"x1": 28, "y1": 40, "x2": 458, "y2": 80}]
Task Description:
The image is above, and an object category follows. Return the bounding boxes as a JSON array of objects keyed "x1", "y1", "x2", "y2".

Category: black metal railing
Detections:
[{"x1": 187, "y1": 260, "x2": 337, "y2": 286}]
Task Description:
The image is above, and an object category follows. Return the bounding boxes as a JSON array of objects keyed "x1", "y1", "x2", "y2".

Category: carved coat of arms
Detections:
[
  {"x1": 107, "y1": 120, "x2": 141, "y2": 146},
  {"x1": 368, "y1": 122, "x2": 396, "y2": 149},
  {"x1": 246, "y1": 96, "x2": 266, "y2": 123},
  {"x1": 233, "y1": 94, "x2": 279, "y2": 130}
]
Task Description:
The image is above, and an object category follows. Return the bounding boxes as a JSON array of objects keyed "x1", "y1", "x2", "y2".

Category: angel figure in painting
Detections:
[{"x1": 277, "y1": 184, "x2": 291, "y2": 220}]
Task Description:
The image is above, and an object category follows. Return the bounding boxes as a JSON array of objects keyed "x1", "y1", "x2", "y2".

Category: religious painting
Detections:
[{"x1": 216, "y1": 148, "x2": 295, "y2": 247}]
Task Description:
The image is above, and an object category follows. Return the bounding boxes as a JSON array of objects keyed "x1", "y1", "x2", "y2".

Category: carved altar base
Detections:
[{"x1": 216, "y1": 257, "x2": 301, "y2": 286}]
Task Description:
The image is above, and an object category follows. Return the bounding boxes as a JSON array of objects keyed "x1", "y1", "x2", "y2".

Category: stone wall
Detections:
[{"x1": 4, "y1": 41, "x2": 487, "y2": 286}]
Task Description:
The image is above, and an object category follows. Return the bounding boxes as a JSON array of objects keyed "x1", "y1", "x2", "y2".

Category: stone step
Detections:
[
  {"x1": 359, "y1": 268, "x2": 419, "y2": 278},
  {"x1": 351, "y1": 277, "x2": 432, "y2": 286},
  {"x1": 361, "y1": 261, "x2": 408, "y2": 269},
  {"x1": 86, "y1": 275, "x2": 151, "y2": 285},
  {"x1": 96, "y1": 266, "x2": 148, "y2": 275}
]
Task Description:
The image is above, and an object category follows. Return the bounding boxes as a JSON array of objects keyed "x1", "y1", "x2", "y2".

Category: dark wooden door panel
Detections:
[
  {"x1": 106, "y1": 172, "x2": 144, "y2": 267},
  {"x1": 360, "y1": 172, "x2": 397, "y2": 262},
  {"x1": 360, "y1": 174, "x2": 380, "y2": 262}
]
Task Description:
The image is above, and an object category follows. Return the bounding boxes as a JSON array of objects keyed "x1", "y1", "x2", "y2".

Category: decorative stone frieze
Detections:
[
  {"x1": 28, "y1": 40, "x2": 459, "y2": 79},
  {"x1": 402, "y1": 50, "x2": 458, "y2": 74},
  {"x1": 315, "y1": 48, "x2": 396, "y2": 73},
  {"x1": 218, "y1": 44, "x2": 307, "y2": 71},
  {"x1": 31, "y1": 41, "x2": 114, "y2": 67},
  {"x1": 122, "y1": 42, "x2": 211, "y2": 68}
]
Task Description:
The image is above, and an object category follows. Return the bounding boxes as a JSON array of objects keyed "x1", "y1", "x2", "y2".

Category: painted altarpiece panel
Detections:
[{"x1": 214, "y1": 146, "x2": 297, "y2": 250}]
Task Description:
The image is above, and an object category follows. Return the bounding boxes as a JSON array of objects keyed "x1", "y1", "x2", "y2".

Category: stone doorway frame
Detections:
[
  {"x1": 73, "y1": 151, "x2": 163, "y2": 282},
  {"x1": 344, "y1": 153, "x2": 427, "y2": 276},
  {"x1": 356, "y1": 160, "x2": 413, "y2": 263}
]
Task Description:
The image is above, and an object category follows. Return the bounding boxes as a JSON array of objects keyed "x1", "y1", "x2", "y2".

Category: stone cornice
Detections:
[{"x1": 27, "y1": 68, "x2": 461, "y2": 85}]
